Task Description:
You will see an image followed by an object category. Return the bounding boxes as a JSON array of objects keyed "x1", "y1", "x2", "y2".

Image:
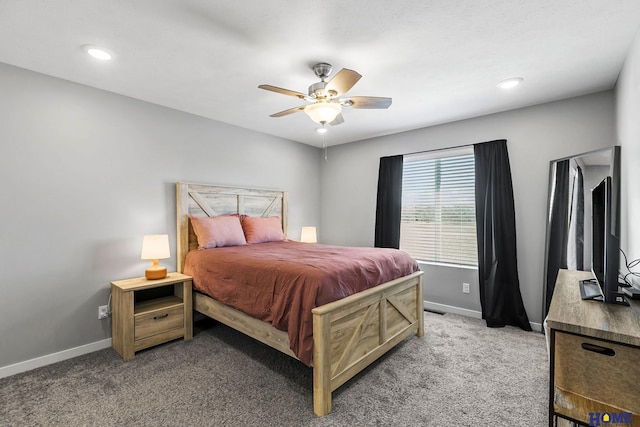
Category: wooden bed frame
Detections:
[{"x1": 176, "y1": 182, "x2": 424, "y2": 416}]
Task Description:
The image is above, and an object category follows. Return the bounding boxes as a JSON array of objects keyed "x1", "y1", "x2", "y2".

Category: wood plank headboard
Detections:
[{"x1": 176, "y1": 182, "x2": 288, "y2": 273}]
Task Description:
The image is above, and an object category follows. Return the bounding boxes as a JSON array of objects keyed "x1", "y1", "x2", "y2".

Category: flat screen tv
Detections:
[{"x1": 591, "y1": 175, "x2": 626, "y2": 304}]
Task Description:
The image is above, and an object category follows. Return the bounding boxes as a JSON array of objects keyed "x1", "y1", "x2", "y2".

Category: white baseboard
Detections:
[
  {"x1": 423, "y1": 301, "x2": 543, "y2": 332},
  {"x1": 424, "y1": 301, "x2": 482, "y2": 319},
  {"x1": 0, "y1": 338, "x2": 112, "y2": 379},
  {"x1": 529, "y1": 322, "x2": 543, "y2": 332}
]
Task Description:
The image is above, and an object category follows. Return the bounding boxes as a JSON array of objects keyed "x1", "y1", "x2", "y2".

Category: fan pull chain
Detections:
[{"x1": 322, "y1": 132, "x2": 328, "y2": 161}]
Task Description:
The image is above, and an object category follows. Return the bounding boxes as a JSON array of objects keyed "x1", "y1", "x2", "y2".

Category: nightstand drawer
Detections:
[
  {"x1": 135, "y1": 304, "x2": 184, "y2": 340},
  {"x1": 134, "y1": 327, "x2": 185, "y2": 352},
  {"x1": 554, "y1": 331, "x2": 640, "y2": 422}
]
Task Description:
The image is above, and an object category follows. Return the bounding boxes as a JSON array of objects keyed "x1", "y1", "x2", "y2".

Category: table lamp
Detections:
[
  {"x1": 300, "y1": 226, "x2": 317, "y2": 243},
  {"x1": 141, "y1": 234, "x2": 170, "y2": 280}
]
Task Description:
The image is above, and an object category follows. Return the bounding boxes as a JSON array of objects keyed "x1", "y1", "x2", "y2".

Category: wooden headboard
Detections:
[{"x1": 176, "y1": 182, "x2": 288, "y2": 273}]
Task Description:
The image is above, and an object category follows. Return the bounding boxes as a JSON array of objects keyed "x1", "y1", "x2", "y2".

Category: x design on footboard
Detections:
[{"x1": 312, "y1": 271, "x2": 424, "y2": 416}]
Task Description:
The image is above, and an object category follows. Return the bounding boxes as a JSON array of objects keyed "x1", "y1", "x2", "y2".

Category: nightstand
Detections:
[{"x1": 111, "y1": 273, "x2": 193, "y2": 361}]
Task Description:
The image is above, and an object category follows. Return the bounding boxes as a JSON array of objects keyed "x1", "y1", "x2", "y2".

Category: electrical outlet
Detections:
[
  {"x1": 462, "y1": 283, "x2": 470, "y2": 294},
  {"x1": 98, "y1": 305, "x2": 109, "y2": 319}
]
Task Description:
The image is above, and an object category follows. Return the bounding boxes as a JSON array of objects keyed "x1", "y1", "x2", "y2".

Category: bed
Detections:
[{"x1": 176, "y1": 182, "x2": 424, "y2": 416}]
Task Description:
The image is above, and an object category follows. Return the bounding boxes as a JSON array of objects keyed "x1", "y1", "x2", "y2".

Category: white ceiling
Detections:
[{"x1": 1, "y1": 1, "x2": 639, "y2": 147}]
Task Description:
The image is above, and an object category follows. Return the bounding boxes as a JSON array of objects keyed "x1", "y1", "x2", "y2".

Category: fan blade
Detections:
[
  {"x1": 345, "y1": 96, "x2": 392, "y2": 109},
  {"x1": 259, "y1": 85, "x2": 307, "y2": 99},
  {"x1": 325, "y1": 69, "x2": 362, "y2": 96},
  {"x1": 270, "y1": 106, "x2": 306, "y2": 117},
  {"x1": 329, "y1": 113, "x2": 344, "y2": 126}
]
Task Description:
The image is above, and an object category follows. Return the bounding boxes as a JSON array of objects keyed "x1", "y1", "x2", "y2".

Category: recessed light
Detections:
[
  {"x1": 83, "y1": 45, "x2": 113, "y2": 60},
  {"x1": 497, "y1": 77, "x2": 523, "y2": 89},
  {"x1": 316, "y1": 127, "x2": 328, "y2": 134}
]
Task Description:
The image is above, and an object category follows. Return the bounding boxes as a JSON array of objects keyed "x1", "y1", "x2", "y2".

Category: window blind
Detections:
[{"x1": 400, "y1": 150, "x2": 478, "y2": 266}]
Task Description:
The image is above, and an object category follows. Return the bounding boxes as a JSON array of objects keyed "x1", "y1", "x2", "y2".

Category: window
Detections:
[{"x1": 400, "y1": 147, "x2": 478, "y2": 266}]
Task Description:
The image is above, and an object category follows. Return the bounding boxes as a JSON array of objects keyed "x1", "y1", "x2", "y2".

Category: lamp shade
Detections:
[
  {"x1": 304, "y1": 102, "x2": 341, "y2": 124},
  {"x1": 300, "y1": 226, "x2": 317, "y2": 243},
  {"x1": 141, "y1": 235, "x2": 170, "y2": 280},
  {"x1": 141, "y1": 234, "x2": 170, "y2": 260}
]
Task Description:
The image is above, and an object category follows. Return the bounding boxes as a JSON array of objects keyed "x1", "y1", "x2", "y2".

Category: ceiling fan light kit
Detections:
[
  {"x1": 304, "y1": 102, "x2": 341, "y2": 124},
  {"x1": 259, "y1": 62, "x2": 392, "y2": 128}
]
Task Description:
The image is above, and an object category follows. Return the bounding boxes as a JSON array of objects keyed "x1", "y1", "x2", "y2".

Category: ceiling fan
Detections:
[{"x1": 258, "y1": 62, "x2": 392, "y2": 128}]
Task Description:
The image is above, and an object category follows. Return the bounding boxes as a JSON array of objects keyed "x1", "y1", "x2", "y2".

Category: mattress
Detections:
[{"x1": 184, "y1": 240, "x2": 419, "y2": 365}]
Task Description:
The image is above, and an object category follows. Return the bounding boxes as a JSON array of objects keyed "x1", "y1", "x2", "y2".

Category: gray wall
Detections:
[
  {"x1": 319, "y1": 91, "x2": 616, "y2": 324},
  {"x1": 0, "y1": 62, "x2": 321, "y2": 368},
  {"x1": 616, "y1": 27, "x2": 640, "y2": 276}
]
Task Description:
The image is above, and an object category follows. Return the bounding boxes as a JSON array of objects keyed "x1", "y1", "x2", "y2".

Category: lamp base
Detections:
[{"x1": 145, "y1": 266, "x2": 167, "y2": 280}]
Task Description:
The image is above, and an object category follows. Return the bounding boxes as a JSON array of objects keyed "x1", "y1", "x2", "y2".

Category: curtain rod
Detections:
[
  {"x1": 401, "y1": 142, "x2": 473, "y2": 157},
  {"x1": 401, "y1": 138, "x2": 507, "y2": 157}
]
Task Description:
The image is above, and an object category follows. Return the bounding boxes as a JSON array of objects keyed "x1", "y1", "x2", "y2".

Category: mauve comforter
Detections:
[{"x1": 184, "y1": 240, "x2": 419, "y2": 365}]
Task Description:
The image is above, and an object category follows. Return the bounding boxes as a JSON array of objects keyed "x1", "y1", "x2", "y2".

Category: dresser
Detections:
[{"x1": 546, "y1": 269, "x2": 640, "y2": 426}]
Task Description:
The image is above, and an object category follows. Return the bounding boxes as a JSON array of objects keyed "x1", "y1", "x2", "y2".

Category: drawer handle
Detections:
[
  {"x1": 153, "y1": 313, "x2": 169, "y2": 320},
  {"x1": 581, "y1": 343, "x2": 615, "y2": 357}
]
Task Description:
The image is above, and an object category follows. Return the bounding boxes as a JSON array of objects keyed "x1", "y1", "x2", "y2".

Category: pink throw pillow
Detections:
[
  {"x1": 242, "y1": 216, "x2": 286, "y2": 244},
  {"x1": 190, "y1": 215, "x2": 247, "y2": 249}
]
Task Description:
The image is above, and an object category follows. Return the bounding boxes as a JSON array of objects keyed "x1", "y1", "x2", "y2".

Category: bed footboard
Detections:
[{"x1": 311, "y1": 271, "x2": 424, "y2": 416}]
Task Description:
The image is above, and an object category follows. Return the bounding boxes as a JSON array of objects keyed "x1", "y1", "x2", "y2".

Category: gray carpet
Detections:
[{"x1": 0, "y1": 312, "x2": 548, "y2": 426}]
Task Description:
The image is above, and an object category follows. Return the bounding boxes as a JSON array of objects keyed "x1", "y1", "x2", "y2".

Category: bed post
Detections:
[
  {"x1": 313, "y1": 310, "x2": 332, "y2": 416},
  {"x1": 176, "y1": 183, "x2": 190, "y2": 274}
]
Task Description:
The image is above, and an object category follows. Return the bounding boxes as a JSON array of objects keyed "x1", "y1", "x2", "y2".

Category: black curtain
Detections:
[
  {"x1": 374, "y1": 155, "x2": 403, "y2": 249},
  {"x1": 474, "y1": 140, "x2": 531, "y2": 331},
  {"x1": 544, "y1": 160, "x2": 570, "y2": 317},
  {"x1": 575, "y1": 165, "x2": 584, "y2": 270}
]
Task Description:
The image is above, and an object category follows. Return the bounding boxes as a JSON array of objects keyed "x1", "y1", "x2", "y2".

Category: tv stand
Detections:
[
  {"x1": 578, "y1": 278, "x2": 629, "y2": 305},
  {"x1": 547, "y1": 270, "x2": 640, "y2": 426},
  {"x1": 609, "y1": 291, "x2": 631, "y2": 306},
  {"x1": 578, "y1": 279, "x2": 602, "y2": 301}
]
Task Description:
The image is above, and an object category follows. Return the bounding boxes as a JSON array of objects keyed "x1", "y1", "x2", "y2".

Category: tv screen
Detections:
[
  {"x1": 591, "y1": 177, "x2": 607, "y2": 293},
  {"x1": 591, "y1": 175, "x2": 625, "y2": 304}
]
